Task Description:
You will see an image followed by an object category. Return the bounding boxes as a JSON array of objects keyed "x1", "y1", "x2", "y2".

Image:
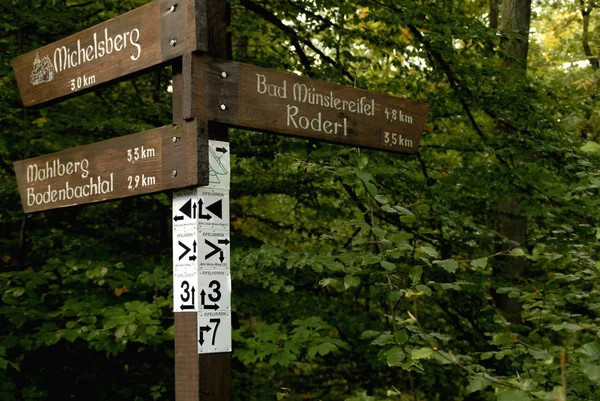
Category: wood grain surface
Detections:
[
  {"x1": 14, "y1": 122, "x2": 202, "y2": 213},
  {"x1": 12, "y1": 0, "x2": 202, "y2": 107},
  {"x1": 190, "y1": 56, "x2": 430, "y2": 154}
]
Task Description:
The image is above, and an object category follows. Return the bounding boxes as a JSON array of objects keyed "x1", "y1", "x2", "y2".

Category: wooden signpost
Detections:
[
  {"x1": 11, "y1": 0, "x2": 203, "y2": 107},
  {"x1": 11, "y1": 1, "x2": 430, "y2": 400},
  {"x1": 186, "y1": 58, "x2": 429, "y2": 153},
  {"x1": 14, "y1": 121, "x2": 205, "y2": 213}
]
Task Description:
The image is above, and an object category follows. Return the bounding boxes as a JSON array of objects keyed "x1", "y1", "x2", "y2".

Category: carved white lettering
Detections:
[
  {"x1": 50, "y1": 27, "x2": 142, "y2": 75},
  {"x1": 26, "y1": 174, "x2": 114, "y2": 207},
  {"x1": 26, "y1": 158, "x2": 90, "y2": 184},
  {"x1": 256, "y1": 74, "x2": 287, "y2": 99},
  {"x1": 114, "y1": 34, "x2": 123, "y2": 52},
  {"x1": 286, "y1": 105, "x2": 348, "y2": 136}
]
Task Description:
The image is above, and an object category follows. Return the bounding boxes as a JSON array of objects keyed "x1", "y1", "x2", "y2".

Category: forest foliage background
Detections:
[{"x1": 1, "y1": 0, "x2": 600, "y2": 400}]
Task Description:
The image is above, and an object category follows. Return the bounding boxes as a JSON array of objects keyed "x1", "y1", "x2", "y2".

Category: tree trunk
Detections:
[
  {"x1": 500, "y1": 0, "x2": 531, "y2": 71},
  {"x1": 490, "y1": 0, "x2": 499, "y2": 29},
  {"x1": 580, "y1": 1, "x2": 599, "y2": 70},
  {"x1": 492, "y1": 0, "x2": 531, "y2": 324}
]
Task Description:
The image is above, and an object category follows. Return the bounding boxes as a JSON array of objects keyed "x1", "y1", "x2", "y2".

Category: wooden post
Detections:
[
  {"x1": 173, "y1": 0, "x2": 232, "y2": 400},
  {"x1": 173, "y1": 55, "x2": 200, "y2": 401},
  {"x1": 197, "y1": 1, "x2": 232, "y2": 400}
]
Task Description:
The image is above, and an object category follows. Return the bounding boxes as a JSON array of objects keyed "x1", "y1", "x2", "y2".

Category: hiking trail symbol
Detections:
[{"x1": 207, "y1": 140, "x2": 230, "y2": 189}]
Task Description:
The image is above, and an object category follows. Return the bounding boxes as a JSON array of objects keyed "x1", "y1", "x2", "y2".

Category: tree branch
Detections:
[{"x1": 239, "y1": 0, "x2": 355, "y2": 82}]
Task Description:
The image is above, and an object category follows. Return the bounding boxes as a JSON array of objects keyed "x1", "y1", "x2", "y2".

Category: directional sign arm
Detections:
[{"x1": 11, "y1": 0, "x2": 204, "y2": 107}]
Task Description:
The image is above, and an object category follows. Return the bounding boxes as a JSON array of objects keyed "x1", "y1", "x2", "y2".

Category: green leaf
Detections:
[
  {"x1": 394, "y1": 331, "x2": 408, "y2": 345},
  {"x1": 418, "y1": 247, "x2": 438, "y2": 259},
  {"x1": 470, "y1": 257, "x2": 487, "y2": 268},
  {"x1": 415, "y1": 284, "x2": 432, "y2": 296},
  {"x1": 115, "y1": 326, "x2": 127, "y2": 339},
  {"x1": 440, "y1": 283, "x2": 461, "y2": 291},
  {"x1": 549, "y1": 322, "x2": 583, "y2": 332},
  {"x1": 578, "y1": 342, "x2": 600, "y2": 363},
  {"x1": 509, "y1": 248, "x2": 526, "y2": 257},
  {"x1": 380, "y1": 260, "x2": 396, "y2": 271},
  {"x1": 371, "y1": 227, "x2": 386, "y2": 239},
  {"x1": 393, "y1": 206, "x2": 414, "y2": 216},
  {"x1": 319, "y1": 278, "x2": 339, "y2": 287},
  {"x1": 410, "y1": 347, "x2": 434, "y2": 360},
  {"x1": 381, "y1": 205, "x2": 398, "y2": 214},
  {"x1": 344, "y1": 275, "x2": 360, "y2": 289},
  {"x1": 9, "y1": 287, "x2": 25, "y2": 297},
  {"x1": 581, "y1": 362, "x2": 600, "y2": 383},
  {"x1": 62, "y1": 330, "x2": 78, "y2": 343},
  {"x1": 385, "y1": 347, "x2": 406, "y2": 366},
  {"x1": 490, "y1": 333, "x2": 516, "y2": 346},
  {"x1": 362, "y1": 255, "x2": 381, "y2": 265},
  {"x1": 399, "y1": 214, "x2": 416, "y2": 224},
  {"x1": 409, "y1": 266, "x2": 422, "y2": 284},
  {"x1": 496, "y1": 390, "x2": 530, "y2": 401},
  {"x1": 434, "y1": 259, "x2": 458, "y2": 273},
  {"x1": 467, "y1": 377, "x2": 489, "y2": 394},
  {"x1": 529, "y1": 348, "x2": 554, "y2": 364},
  {"x1": 361, "y1": 330, "x2": 380, "y2": 339},
  {"x1": 581, "y1": 141, "x2": 600, "y2": 153},
  {"x1": 371, "y1": 333, "x2": 395, "y2": 346},
  {"x1": 308, "y1": 342, "x2": 338, "y2": 358}
]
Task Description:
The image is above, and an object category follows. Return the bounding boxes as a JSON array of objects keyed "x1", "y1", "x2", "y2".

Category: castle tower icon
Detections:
[{"x1": 30, "y1": 53, "x2": 55, "y2": 85}]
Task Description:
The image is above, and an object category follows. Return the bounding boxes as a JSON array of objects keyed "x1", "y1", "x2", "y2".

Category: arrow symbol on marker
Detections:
[
  {"x1": 193, "y1": 240, "x2": 197, "y2": 253},
  {"x1": 192, "y1": 203, "x2": 197, "y2": 219},
  {"x1": 173, "y1": 215, "x2": 184, "y2": 222},
  {"x1": 179, "y1": 199, "x2": 193, "y2": 219},
  {"x1": 205, "y1": 239, "x2": 221, "y2": 260},
  {"x1": 200, "y1": 290, "x2": 220, "y2": 310},
  {"x1": 198, "y1": 199, "x2": 212, "y2": 221},
  {"x1": 189, "y1": 255, "x2": 197, "y2": 261},
  {"x1": 206, "y1": 199, "x2": 223, "y2": 219},
  {"x1": 199, "y1": 325, "x2": 212, "y2": 345},
  {"x1": 178, "y1": 241, "x2": 191, "y2": 260},
  {"x1": 181, "y1": 288, "x2": 196, "y2": 310},
  {"x1": 218, "y1": 238, "x2": 230, "y2": 246},
  {"x1": 216, "y1": 147, "x2": 228, "y2": 154}
]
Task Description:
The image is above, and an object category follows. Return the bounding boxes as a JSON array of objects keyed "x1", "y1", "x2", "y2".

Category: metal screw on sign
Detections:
[
  {"x1": 171, "y1": 136, "x2": 178, "y2": 143},
  {"x1": 170, "y1": 38, "x2": 177, "y2": 47},
  {"x1": 220, "y1": 71, "x2": 228, "y2": 78},
  {"x1": 171, "y1": 170, "x2": 178, "y2": 177},
  {"x1": 220, "y1": 104, "x2": 227, "y2": 111},
  {"x1": 168, "y1": 4, "x2": 177, "y2": 12}
]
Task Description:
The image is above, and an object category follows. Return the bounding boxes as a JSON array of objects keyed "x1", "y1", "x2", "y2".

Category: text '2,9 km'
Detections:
[{"x1": 13, "y1": 123, "x2": 202, "y2": 213}]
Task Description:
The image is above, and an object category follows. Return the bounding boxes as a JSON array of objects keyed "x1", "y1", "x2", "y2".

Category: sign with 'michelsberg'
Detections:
[{"x1": 11, "y1": 0, "x2": 200, "y2": 107}]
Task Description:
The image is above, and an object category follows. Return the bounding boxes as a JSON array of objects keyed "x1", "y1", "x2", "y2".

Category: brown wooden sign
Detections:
[
  {"x1": 12, "y1": 0, "x2": 202, "y2": 107},
  {"x1": 187, "y1": 57, "x2": 430, "y2": 153},
  {"x1": 14, "y1": 122, "x2": 205, "y2": 213}
]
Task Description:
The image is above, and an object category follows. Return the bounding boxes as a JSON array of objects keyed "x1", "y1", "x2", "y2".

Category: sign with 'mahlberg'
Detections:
[{"x1": 14, "y1": 123, "x2": 203, "y2": 213}]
